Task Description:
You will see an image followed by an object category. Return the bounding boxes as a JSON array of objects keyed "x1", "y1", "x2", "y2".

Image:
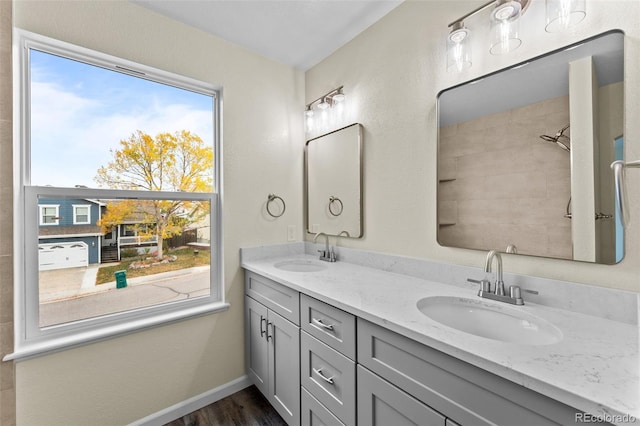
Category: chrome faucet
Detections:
[
  {"x1": 313, "y1": 232, "x2": 336, "y2": 262},
  {"x1": 467, "y1": 250, "x2": 524, "y2": 305},
  {"x1": 485, "y1": 250, "x2": 505, "y2": 296}
]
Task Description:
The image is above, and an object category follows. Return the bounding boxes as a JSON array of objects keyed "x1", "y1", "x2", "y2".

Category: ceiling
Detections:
[{"x1": 132, "y1": 0, "x2": 404, "y2": 71}]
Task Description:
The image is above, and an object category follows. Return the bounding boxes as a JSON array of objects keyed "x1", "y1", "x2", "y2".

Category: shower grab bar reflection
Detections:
[{"x1": 611, "y1": 160, "x2": 640, "y2": 228}]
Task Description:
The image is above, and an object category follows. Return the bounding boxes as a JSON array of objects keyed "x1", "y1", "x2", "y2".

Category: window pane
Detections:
[
  {"x1": 37, "y1": 195, "x2": 214, "y2": 328},
  {"x1": 40, "y1": 206, "x2": 58, "y2": 224},
  {"x1": 74, "y1": 206, "x2": 89, "y2": 224},
  {"x1": 30, "y1": 49, "x2": 215, "y2": 191}
]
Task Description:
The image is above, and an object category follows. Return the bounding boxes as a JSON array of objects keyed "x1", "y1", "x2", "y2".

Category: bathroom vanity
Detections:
[{"x1": 242, "y1": 244, "x2": 638, "y2": 426}]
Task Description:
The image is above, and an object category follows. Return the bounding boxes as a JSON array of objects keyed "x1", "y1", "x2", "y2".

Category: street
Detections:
[{"x1": 39, "y1": 267, "x2": 212, "y2": 328}]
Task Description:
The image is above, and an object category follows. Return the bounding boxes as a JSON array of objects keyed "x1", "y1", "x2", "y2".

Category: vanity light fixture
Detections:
[
  {"x1": 445, "y1": 0, "x2": 583, "y2": 70},
  {"x1": 305, "y1": 86, "x2": 346, "y2": 133},
  {"x1": 447, "y1": 0, "x2": 530, "y2": 72},
  {"x1": 545, "y1": 0, "x2": 586, "y2": 33}
]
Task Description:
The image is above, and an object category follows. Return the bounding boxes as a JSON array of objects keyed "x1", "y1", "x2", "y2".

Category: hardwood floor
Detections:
[{"x1": 164, "y1": 385, "x2": 286, "y2": 426}]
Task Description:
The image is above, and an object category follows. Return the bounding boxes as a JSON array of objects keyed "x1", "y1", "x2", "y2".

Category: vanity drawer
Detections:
[
  {"x1": 301, "y1": 331, "x2": 356, "y2": 426},
  {"x1": 357, "y1": 365, "x2": 446, "y2": 426},
  {"x1": 245, "y1": 271, "x2": 299, "y2": 325},
  {"x1": 357, "y1": 319, "x2": 587, "y2": 426},
  {"x1": 301, "y1": 387, "x2": 346, "y2": 426},
  {"x1": 300, "y1": 294, "x2": 356, "y2": 360}
]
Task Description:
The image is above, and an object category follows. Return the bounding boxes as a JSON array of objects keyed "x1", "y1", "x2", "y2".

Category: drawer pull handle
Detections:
[
  {"x1": 312, "y1": 368, "x2": 335, "y2": 385},
  {"x1": 312, "y1": 318, "x2": 334, "y2": 331}
]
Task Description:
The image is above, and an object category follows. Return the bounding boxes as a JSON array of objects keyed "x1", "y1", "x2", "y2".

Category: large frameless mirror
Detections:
[
  {"x1": 437, "y1": 30, "x2": 624, "y2": 264},
  {"x1": 306, "y1": 123, "x2": 363, "y2": 238}
]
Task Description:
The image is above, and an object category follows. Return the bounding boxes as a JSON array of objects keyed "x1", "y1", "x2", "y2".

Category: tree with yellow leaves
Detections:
[{"x1": 95, "y1": 130, "x2": 213, "y2": 258}]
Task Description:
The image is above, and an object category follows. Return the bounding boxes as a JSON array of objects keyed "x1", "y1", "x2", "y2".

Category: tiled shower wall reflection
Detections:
[
  {"x1": 0, "y1": 1, "x2": 15, "y2": 424},
  {"x1": 438, "y1": 96, "x2": 573, "y2": 259}
]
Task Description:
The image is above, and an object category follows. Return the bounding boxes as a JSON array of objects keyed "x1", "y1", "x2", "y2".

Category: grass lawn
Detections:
[{"x1": 96, "y1": 247, "x2": 211, "y2": 285}]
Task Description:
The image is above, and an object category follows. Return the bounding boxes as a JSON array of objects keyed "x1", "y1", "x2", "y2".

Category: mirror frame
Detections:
[
  {"x1": 436, "y1": 30, "x2": 625, "y2": 264},
  {"x1": 305, "y1": 123, "x2": 364, "y2": 238}
]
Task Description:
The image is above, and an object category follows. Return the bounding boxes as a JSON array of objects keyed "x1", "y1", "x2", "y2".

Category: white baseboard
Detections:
[{"x1": 129, "y1": 375, "x2": 252, "y2": 426}]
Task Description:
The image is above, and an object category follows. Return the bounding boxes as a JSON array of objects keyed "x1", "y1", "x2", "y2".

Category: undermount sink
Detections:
[
  {"x1": 274, "y1": 259, "x2": 327, "y2": 272},
  {"x1": 417, "y1": 296, "x2": 562, "y2": 346}
]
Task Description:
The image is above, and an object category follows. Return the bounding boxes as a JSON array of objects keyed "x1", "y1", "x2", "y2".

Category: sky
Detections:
[{"x1": 30, "y1": 49, "x2": 215, "y2": 188}]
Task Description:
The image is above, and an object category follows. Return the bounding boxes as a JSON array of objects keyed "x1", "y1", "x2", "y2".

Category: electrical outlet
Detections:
[{"x1": 287, "y1": 225, "x2": 295, "y2": 242}]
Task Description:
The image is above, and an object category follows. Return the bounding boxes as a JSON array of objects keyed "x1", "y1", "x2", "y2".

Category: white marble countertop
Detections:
[{"x1": 241, "y1": 252, "x2": 639, "y2": 425}]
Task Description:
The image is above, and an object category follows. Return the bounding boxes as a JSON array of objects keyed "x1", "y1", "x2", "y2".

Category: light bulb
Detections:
[
  {"x1": 332, "y1": 92, "x2": 345, "y2": 103},
  {"x1": 318, "y1": 97, "x2": 330, "y2": 110}
]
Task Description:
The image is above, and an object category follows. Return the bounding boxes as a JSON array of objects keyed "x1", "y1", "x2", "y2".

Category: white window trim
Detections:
[
  {"x1": 39, "y1": 204, "x2": 59, "y2": 226},
  {"x1": 72, "y1": 204, "x2": 91, "y2": 225},
  {"x1": 7, "y1": 30, "x2": 226, "y2": 362}
]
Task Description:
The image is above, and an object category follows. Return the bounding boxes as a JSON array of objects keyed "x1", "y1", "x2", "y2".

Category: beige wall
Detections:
[
  {"x1": 305, "y1": 0, "x2": 640, "y2": 292},
  {"x1": 438, "y1": 96, "x2": 572, "y2": 259},
  {"x1": 10, "y1": 1, "x2": 304, "y2": 424},
  {"x1": 0, "y1": 1, "x2": 14, "y2": 424}
]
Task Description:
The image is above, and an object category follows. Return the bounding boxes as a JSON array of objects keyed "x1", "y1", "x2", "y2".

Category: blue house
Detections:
[
  {"x1": 38, "y1": 198, "x2": 166, "y2": 270},
  {"x1": 38, "y1": 198, "x2": 104, "y2": 270}
]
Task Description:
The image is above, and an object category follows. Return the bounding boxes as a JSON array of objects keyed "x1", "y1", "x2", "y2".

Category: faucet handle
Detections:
[
  {"x1": 509, "y1": 285, "x2": 524, "y2": 305},
  {"x1": 467, "y1": 278, "x2": 491, "y2": 293}
]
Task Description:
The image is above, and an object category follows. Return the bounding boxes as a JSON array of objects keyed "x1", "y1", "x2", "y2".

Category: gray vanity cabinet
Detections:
[
  {"x1": 244, "y1": 270, "x2": 611, "y2": 426},
  {"x1": 245, "y1": 272, "x2": 300, "y2": 426}
]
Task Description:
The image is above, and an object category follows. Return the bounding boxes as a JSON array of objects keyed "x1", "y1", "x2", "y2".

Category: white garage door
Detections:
[{"x1": 39, "y1": 242, "x2": 89, "y2": 271}]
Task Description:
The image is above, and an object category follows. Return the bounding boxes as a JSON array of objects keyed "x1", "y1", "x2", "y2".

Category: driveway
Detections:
[{"x1": 39, "y1": 266, "x2": 100, "y2": 303}]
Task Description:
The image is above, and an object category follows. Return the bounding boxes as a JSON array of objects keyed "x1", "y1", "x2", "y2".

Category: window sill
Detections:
[{"x1": 4, "y1": 301, "x2": 230, "y2": 362}]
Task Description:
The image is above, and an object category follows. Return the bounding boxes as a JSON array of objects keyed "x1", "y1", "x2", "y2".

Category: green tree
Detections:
[{"x1": 96, "y1": 130, "x2": 213, "y2": 258}]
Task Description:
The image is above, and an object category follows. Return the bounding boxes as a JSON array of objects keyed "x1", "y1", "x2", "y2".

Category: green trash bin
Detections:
[{"x1": 115, "y1": 270, "x2": 128, "y2": 289}]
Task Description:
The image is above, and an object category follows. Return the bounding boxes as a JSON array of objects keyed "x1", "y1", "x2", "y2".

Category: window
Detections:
[
  {"x1": 39, "y1": 204, "x2": 59, "y2": 225},
  {"x1": 72, "y1": 204, "x2": 91, "y2": 225},
  {"x1": 11, "y1": 30, "x2": 226, "y2": 360}
]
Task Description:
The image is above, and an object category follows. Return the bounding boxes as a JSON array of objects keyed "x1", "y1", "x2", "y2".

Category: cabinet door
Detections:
[
  {"x1": 269, "y1": 310, "x2": 301, "y2": 426},
  {"x1": 246, "y1": 296, "x2": 269, "y2": 396},
  {"x1": 357, "y1": 365, "x2": 446, "y2": 426}
]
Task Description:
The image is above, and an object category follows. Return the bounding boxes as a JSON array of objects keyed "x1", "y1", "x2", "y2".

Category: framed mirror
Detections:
[
  {"x1": 306, "y1": 123, "x2": 363, "y2": 238},
  {"x1": 437, "y1": 30, "x2": 624, "y2": 264}
]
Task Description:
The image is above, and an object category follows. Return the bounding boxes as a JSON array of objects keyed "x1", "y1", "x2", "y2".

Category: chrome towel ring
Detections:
[
  {"x1": 266, "y1": 194, "x2": 286, "y2": 218},
  {"x1": 328, "y1": 196, "x2": 343, "y2": 216}
]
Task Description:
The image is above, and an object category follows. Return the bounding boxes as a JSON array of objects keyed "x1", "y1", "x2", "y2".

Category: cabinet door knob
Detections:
[
  {"x1": 260, "y1": 315, "x2": 266, "y2": 338},
  {"x1": 312, "y1": 318, "x2": 334, "y2": 331},
  {"x1": 312, "y1": 367, "x2": 335, "y2": 385}
]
